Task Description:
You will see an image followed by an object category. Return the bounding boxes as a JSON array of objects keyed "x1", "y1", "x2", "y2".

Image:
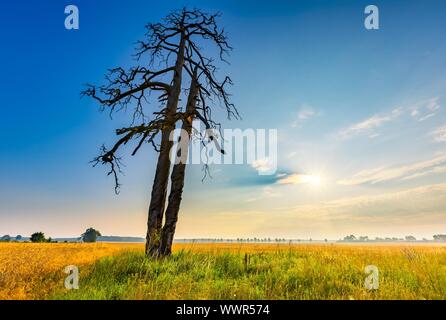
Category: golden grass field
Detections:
[
  {"x1": 0, "y1": 242, "x2": 445, "y2": 300},
  {"x1": 0, "y1": 243, "x2": 142, "y2": 299}
]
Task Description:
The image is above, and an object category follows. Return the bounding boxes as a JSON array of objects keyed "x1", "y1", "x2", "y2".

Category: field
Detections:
[
  {"x1": 0, "y1": 243, "x2": 141, "y2": 299},
  {"x1": 1, "y1": 243, "x2": 445, "y2": 300}
]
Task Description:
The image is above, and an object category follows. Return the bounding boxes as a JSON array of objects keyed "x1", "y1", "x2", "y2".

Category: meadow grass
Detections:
[
  {"x1": 48, "y1": 243, "x2": 446, "y2": 300},
  {"x1": 0, "y1": 243, "x2": 141, "y2": 300}
]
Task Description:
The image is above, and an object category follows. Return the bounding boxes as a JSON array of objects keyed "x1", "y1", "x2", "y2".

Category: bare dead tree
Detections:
[{"x1": 83, "y1": 8, "x2": 238, "y2": 258}]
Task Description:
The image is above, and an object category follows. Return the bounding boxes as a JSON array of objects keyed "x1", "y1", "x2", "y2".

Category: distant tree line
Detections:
[
  {"x1": 433, "y1": 234, "x2": 446, "y2": 241},
  {"x1": 341, "y1": 234, "x2": 446, "y2": 242},
  {"x1": 0, "y1": 235, "x2": 22, "y2": 242},
  {"x1": 178, "y1": 238, "x2": 313, "y2": 243},
  {"x1": 0, "y1": 228, "x2": 102, "y2": 243},
  {"x1": 2, "y1": 232, "x2": 446, "y2": 243}
]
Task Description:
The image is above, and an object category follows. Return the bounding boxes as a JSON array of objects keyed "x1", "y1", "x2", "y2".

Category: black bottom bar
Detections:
[{"x1": 0, "y1": 300, "x2": 442, "y2": 318}]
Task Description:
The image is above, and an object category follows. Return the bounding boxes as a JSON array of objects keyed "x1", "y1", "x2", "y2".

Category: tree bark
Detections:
[
  {"x1": 159, "y1": 73, "x2": 199, "y2": 256},
  {"x1": 145, "y1": 31, "x2": 186, "y2": 257}
]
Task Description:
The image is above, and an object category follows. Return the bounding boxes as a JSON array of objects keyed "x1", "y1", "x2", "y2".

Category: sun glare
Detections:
[
  {"x1": 276, "y1": 173, "x2": 325, "y2": 188},
  {"x1": 304, "y1": 174, "x2": 322, "y2": 187}
]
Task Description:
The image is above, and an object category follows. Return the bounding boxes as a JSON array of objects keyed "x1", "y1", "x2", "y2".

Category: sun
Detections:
[
  {"x1": 306, "y1": 175, "x2": 322, "y2": 187},
  {"x1": 298, "y1": 173, "x2": 324, "y2": 188}
]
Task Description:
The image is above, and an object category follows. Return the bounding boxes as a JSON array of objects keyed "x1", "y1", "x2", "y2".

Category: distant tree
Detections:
[
  {"x1": 15, "y1": 235, "x2": 23, "y2": 241},
  {"x1": 433, "y1": 234, "x2": 446, "y2": 241},
  {"x1": 81, "y1": 228, "x2": 102, "y2": 243},
  {"x1": 30, "y1": 232, "x2": 46, "y2": 243},
  {"x1": 1, "y1": 235, "x2": 11, "y2": 242},
  {"x1": 344, "y1": 235, "x2": 357, "y2": 241},
  {"x1": 405, "y1": 235, "x2": 416, "y2": 241}
]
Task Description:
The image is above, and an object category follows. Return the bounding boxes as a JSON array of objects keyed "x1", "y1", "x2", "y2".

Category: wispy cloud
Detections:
[
  {"x1": 276, "y1": 173, "x2": 320, "y2": 186},
  {"x1": 242, "y1": 169, "x2": 321, "y2": 187},
  {"x1": 431, "y1": 125, "x2": 446, "y2": 142},
  {"x1": 290, "y1": 183, "x2": 446, "y2": 213},
  {"x1": 338, "y1": 153, "x2": 446, "y2": 185},
  {"x1": 411, "y1": 97, "x2": 440, "y2": 122},
  {"x1": 402, "y1": 165, "x2": 446, "y2": 181},
  {"x1": 368, "y1": 133, "x2": 382, "y2": 139},
  {"x1": 338, "y1": 107, "x2": 403, "y2": 139},
  {"x1": 251, "y1": 158, "x2": 276, "y2": 175},
  {"x1": 337, "y1": 97, "x2": 441, "y2": 139},
  {"x1": 292, "y1": 106, "x2": 320, "y2": 128},
  {"x1": 287, "y1": 151, "x2": 298, "y2": 159},
  {"x1": 245, "y1": 186, "x2": 281, "y2": 202}
]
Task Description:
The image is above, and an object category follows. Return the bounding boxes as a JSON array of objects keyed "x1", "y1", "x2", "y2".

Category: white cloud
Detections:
[
  {"x1": 292, "y1": 106, "x2": 319, "y2": 128},
  {"x1": 338, "y1": 153, "x2": 446, "y2": 185},
  {"x1": 411, "y1": 97, "x2": 440, "y2": 122},
  {"x1": 287, "y1": 151, "x2": 298, "y2": 159},
  {"x1": 431, "y1": 125, "x2": 446, "y2": 142},
  {"x1": 251, "y1": 158, "x2": 276, "y2": 174},
  {"x1": 368, "y1": 133, "x2": 381, "y2": 139},
  {"x1": 298, "y1": 108, "x2": 316, "y2": 120},
  {"x1": 338, "y1": 107, "x2": 403, "y2": 139}
]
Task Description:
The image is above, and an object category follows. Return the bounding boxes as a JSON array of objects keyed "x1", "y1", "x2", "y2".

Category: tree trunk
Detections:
[
  {"x1": 145, "y1": 32, "x2": 186, "y2": 257},
  {"x1": 159, "y1": 73, "x2": 198, "y2": 256}
]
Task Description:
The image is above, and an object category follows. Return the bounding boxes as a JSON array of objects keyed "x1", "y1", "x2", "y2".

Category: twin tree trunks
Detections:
[
  {"x1": 146, "y1": 31, "x2": 187, "y2": 257},
  {"x1": 158, "y1": 73, "x2": 199, "y2": 257},
  {"x1": 84, "y1": 9, "x2": 238, "y2": 258}
]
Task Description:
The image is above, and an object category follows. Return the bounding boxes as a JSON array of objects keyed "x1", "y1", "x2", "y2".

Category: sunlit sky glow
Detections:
[{"x1": 1, "y1": 0, "x2": 446, "y2": 239}]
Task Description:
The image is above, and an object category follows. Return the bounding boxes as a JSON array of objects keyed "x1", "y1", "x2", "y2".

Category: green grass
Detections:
[{"x1": 50, "y1": 246, "x2": 446, "y2": 300}]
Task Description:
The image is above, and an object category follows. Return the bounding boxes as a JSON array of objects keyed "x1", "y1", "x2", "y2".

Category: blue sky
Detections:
[{"x1": 1, "y1": 0, "x2": 445, "y2": 239}]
